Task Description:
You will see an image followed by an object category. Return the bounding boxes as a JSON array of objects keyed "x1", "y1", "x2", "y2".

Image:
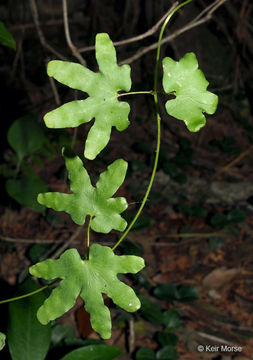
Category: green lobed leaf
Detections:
[
  {"x1": 0, "y1": 21, "x2": 16, "y2": 50},
  {"x1": 44, "y1": 33, "x2": 131, "y2": 160},
  {"x1": 0, "y1": 332, "x2": 6, "y2": 351},
  {"x1": 162, "y1": 53, "x2": 218, "y2": 132},
  {"x1": 177, "y1": 285, "x2": 200, "y2": 303},
  {"x1": 7, "y1": 115, "x2": 45, "y2": 162},
  {"x1": 6, "y1": 176, "x2": 48, "y2": 213},
  {"x1": 29, "y1": 244, "x2": 145, "y2": 339},
  {"x1": 38, "y1": 148, "x2": 128, "y2": 233},
  {"x1": 7, "y1": 280, "x2": 51, "y2": 360},
  {"x1": 60, "y1": 344, "x2": 122, "y2": 360}
]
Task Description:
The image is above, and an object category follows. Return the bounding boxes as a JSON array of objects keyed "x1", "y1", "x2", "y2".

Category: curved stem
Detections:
[
  {"x1": 112, "y1": 0, "x2": 193, "y2": 251},
  {"x1": 0, "y1": 285, "x2": 48, "y2": 305},
  {"x1": 112, "y1": 114, "x2": 160, "y2": 251},
  {"x1": 117, "y1": 90, "x2": 153, "y2": 98},
  {"x1": 84, "y1": 216, "x2": 93, "y2": 259},
  {"x1": 154, "y1": 0, "x2": 193, "y2": 93}
]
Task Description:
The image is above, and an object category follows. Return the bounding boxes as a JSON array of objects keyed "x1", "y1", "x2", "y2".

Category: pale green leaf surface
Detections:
[
  {"x1": 44, "y1": 33, "x2": 131, "y2": 159},
  {"x1": 38, "y1": 148, "x2": 128, "y2": 233},
  {"x1": 0, "y1": 21, "x2": 16, "y2": 50},
  {"x1": 29, "y1": 244, "x2": 145, "y2": 339},
  {"x1": 0, "y1": 332, "x2": 6, "y2": 351},
  {"x1": 162, "y1": 52, "x2": 218, "y2": 132}
]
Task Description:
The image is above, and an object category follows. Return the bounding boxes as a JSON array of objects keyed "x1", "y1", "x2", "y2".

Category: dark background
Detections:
[{"x1": 0, "y1": 0, "x2": 253, "y2": 359}]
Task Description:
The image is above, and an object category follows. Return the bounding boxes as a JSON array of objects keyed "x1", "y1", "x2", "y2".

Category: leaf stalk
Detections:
[{"x1": 0, "y1": 285, "x2": 48, "y2": 305}]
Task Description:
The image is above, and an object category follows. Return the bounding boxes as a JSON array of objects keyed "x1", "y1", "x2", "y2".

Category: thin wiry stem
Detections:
[
  {"x1": 87, "y1": 216, "x2": 92, "y2": 249},
  {"x1": 0, "y1": 285, "x2": 48, "y2": 305},
  {"x1": 112, "y1": 0, "x2": 194, "y2": 251},
  {"x1": 117, "y1": 90, "x2": 153, "y2": 98}
]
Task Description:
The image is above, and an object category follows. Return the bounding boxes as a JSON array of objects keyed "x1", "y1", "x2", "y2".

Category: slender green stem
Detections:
[
  {"x1": 112, "y1": 0, "x2": 193, "y2": 251},
  {"x1": 112, "y1": 114, "x2": 160, "y2": 251},
  {"x1": 84, "y1": 216, "x2": 93, "y2": 260},
  {"x1": 154, "y1": 0, "x2": 193, "y2": 94},
  {"x1": 117, "y1": 90, "x2": 153, "y2": 98},
  {"x1": 87, "y1": 215, "x2": 92, "y2": 249},
  {"x1": 0, "y1": 285, "x2": 48, "y2": 305}
]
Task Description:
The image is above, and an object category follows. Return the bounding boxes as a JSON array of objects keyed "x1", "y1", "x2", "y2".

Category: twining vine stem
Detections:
[
  {"x1": 0, "y1": 285, "x2": 48, "y2": 304},
  {"x1": 112, "y1": 0, "x2": 193, "y2": 251},
  {"x1": 118, "y1": 90, "x2": 153, "y2": 97}
]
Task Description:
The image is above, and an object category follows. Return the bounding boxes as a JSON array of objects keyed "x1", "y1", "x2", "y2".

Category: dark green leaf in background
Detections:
[
  {"x1": 210, "y1": 213, "x2": 228, "y2": 228},
  {"x1": 60, "y1": 344, "x2": 122, "y2": 360},
  {"x1": 157, "y1": 332, "x2": 178, "y2": 347},
  {"x1": 132, "y1": 270, "x2": 152, "y2": 291},
  {"x1": 51, "y1": 324, "x2": 87, "y2": 348},
  {"x1": 6, "y1": 176, "x2": 48, "y2": 213},
  {"x1": 7, "y1": 280, "x2": 51, "y2": 360},
  {"x1": 135, "y1": 347, "x2": 156, "y2": 360},
  {"x1": 7, "y1": 115, "x2": 45, "y2": 162},
  {"x1": 138, "y1": 294, "x2": 163, "y2": 324},
  {"x1": 28, "y1": 244, "x2": 52, "y2": 263},
  {"x1": 177, "y1": 285, "x2": 200, "y2": 303},
  {"x1": 178, "y1": 203, "x2": 207, "y2": 218},
  {"x1": 0, "y1": 21, "x2": 16, "y2": 50},
  {"x1": 51, "y1": 324, "x2": 75, "y2": 347},
  {"x1": 227, "y1": 209, "x2": 246, "y2": 223},
  {"x1": 154, "y1": 284, "x2": 179, "y2": 302},
  {"x1": 163, "y1": 309, "x2": 181, "y2": 330},
  {"x1": 156, "y1": 345, "x2": 178, "y2": 360}
]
